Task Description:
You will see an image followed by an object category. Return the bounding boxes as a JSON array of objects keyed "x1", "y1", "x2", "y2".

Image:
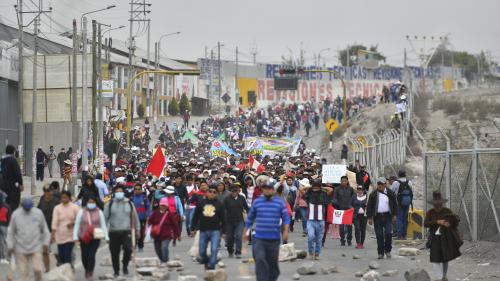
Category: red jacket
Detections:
[{"x1": 148, "y1": 210, "x2": 180, "y2": 241}]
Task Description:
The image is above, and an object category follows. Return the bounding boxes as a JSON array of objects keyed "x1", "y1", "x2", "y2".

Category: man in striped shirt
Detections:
[{"x1": 244, "y1": 181, "x2": 290, "y2": 281}]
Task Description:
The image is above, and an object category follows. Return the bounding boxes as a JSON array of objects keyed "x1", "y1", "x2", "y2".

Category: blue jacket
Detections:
[{"x1": 132, "y1": 194, "x2": 150, "y2": 221}]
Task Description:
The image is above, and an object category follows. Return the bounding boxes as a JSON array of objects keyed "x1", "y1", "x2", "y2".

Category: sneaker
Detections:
[
  {"x1": 308, "y1": 253, "x2": 314, "y2": 260},
  {"x1": 235, "y1": 254, "x2": 242, "y2": 259},
  {"x1": 160, "y1": 262, "x2": 167, "y2": 268},
  {"x1": 385, "y1": 252, "x2": 392, "y2": 259},
  {"x1": 359, "y1": 244, "x2": 365, "y2": 249},
  {"x1": 113, "y1": 272, "x2": 119, "y2": 278},
  {"x1": 228, "y1": 253, "x2": 234, "y2": 258},
  {"x1": 347, "y1": 241, "x2": 352, "y2": 246},
  {"x1": 314, "y1": 255, "x2": 320, "y2": 261},
  {"x1": 355, "y1": 244, "x2": 361, "y2": 249},
  {"x1": 340, "y1": 242, "x2": 346, "y2": 246},
  {"x1": 378, "y1": 255, "x2": 384, "y2": 259},
  {"x1": 123, "y1": 267, "x2": 129, "y2": 275},
  {"x1": 0, "y1": 259, "x2": 9, "y2": 264}
]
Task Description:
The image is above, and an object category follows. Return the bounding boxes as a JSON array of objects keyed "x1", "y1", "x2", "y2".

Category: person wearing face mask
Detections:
[
  {"x1": 73, "y1": 196, "x2": 109, "y2": 280},
  {"x1": 7, "y1": 197, "x2": 50, "y2": 281},
  {"x1": 244, "y1": 181, "x2": 290, "y2": 281},
  {"x1": 51, "y1": 190, "x2": 80, "y2": 266},
  {"x1": 424, "y1": 191, "x2": 462, "y2": 281},
  {"x1": 104, "y1": 186, "x2": 140, "y2": 278}
]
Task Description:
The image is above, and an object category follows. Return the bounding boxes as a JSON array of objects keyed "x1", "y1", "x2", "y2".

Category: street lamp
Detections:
[
  {"x1": 79, "y1": 4, "x2": 116, "y2": 176},
  {"x1": 157, "y1": 31, "x2": 181, "y2": 57}
]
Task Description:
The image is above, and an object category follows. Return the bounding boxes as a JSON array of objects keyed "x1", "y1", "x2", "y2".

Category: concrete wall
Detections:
[{"x1": 0, "y1": 79, "x2": 19, "y2": 148}]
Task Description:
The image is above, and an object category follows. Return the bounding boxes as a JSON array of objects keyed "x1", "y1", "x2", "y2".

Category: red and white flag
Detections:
[
  {"x1": 226, "y1": 157, "x2": 231, "y2": 168},
  {"x1": 146, "y1": 147, "x2": 166, "y2": 178},
  {"x1": 249, "y1": 155, "x2": 265, "y2": 173},
  {"x1": 327, "y1": 207, "x2": 354, "y2": 225}
]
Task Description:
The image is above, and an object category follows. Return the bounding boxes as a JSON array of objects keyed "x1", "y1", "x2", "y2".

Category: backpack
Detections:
[
  {"x1": 397, "y1": 181, "x2": 412, "y2": 207},
  {"x1": 0, "y1": 206, "x2": 8, "y2": 223}
]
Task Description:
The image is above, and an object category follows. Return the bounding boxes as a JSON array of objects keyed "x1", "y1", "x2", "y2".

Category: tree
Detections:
[
  {"x1": 428, "y1": 49, "x2": 490, "y2": 82},
  {"x1": 178, "y1": 93, "x2": 191, "y2": 115},
  {"x1": 338, "y1": 44, "x2": 386, "y2": 67},
  {"x1": 168, "y1": 97, "x2": 179, "y2": 116}
]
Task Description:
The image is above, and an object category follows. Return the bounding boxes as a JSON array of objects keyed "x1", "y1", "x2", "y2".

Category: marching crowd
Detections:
[{"x1": 0, "y1": 89, "x2": 460, "y2": 281}]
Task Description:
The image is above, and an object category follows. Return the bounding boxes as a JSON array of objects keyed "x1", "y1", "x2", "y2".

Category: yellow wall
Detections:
[{"x1": 237, "y1": 77, "x2": 258, "y2": 108}]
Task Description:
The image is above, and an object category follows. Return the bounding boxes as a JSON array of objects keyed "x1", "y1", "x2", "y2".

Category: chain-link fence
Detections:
[
  {"x1": 348, "y1": 126, "x2": 407, "y2": 181},
  {"x1": 424, "y1": 144, "x2": 500, "y2": 242}
]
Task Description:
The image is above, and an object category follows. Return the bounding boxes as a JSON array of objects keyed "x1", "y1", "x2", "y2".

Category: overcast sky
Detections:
[{"x1": 1, "y1": 0, "x2": 499, "y2": 66}]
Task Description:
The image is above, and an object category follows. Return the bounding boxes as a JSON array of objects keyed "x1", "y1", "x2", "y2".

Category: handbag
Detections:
[
  {"x1": 150, "y1": 213, "x2": 168, "y2": 238},
  {"x1": 81, "y1": 211, "x2": 95, "y2": 244}
]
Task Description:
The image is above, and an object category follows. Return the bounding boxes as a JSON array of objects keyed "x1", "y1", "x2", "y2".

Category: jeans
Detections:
[
  {"x1": 354, "y1": 214, "x2": 367, "y2": 245},
  {"x1": 199, "y1": 230, "x2": 221, "y2": 269},
  {"x1": 374, "y1": 213, "x2": 393, "y2": 255},
  {"x1": 80, "y1": 239, "x2": 100, "y2": 274},
  {"x1": 299, "y1": 207, "x2": 307, "y2": 233},
  {"x1": 226, "y1": 221, "x2": 244, "y2": 255},
  {"x1": 153, "y1": 238, "x2": 171, "y2": 263},
  {"x1": 252, "y1": 238, "x2": 280, "y2": 281},
  {"x1": 307, "y1": 221, "x2": 324, "y2": 255},
  {"x1": 185, "y1": 208, "x2": 195, "y2": 235},
  {"x1": 339, "y1": 224, "x2": 352, "y2": 244},
  {"x1": 396, "y1": 205, "x2": 410, "y2": 238},
  {"x1": 0, "y1": 226, "x2": 7, "y2": 259},
  {"x1": 36, "y1": 163, "x2": 44, "y2": 181},
  {"x1": 109, "y1": 231, "x2": 132, "y2": 274},
  {"x1": 57, "y1": 242, "x2": 74, "y2": 265}
]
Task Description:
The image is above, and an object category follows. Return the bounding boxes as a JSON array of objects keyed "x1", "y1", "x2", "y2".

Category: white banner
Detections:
[{"x1": 322, "y1": 164, "x2": 347, "y2": 184}]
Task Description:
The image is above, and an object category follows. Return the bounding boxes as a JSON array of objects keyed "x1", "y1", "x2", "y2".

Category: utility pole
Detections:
[
  {"x1": 126, "y1": 0, "x2": 151, "y2": 146},
  {"x1": 235, "y1": 46, "x2": 239, "y2": 106},
  {"x1": 146, "y1": 20, "x2": 151, "y2": 117},
  {"x1": 97, "y1": 23, "x2": 103, "y2": 172},
  {"x1": 16, "y1": 0, "x2": 24, "y2": 170},
  {"x1": 217, "y1": 41, "x2": 221, "y2": 106},
  {"x1": 153, "y1": 42, "x2": 158, "y2": 120},
  {"x1": 70, "y1": 19, "x2": 78, "y2": 193},
  {"x1": 30, "y1": 14, "x2": 39, "y2": 194},
  {"x1": 81, "y1": 16, "x2": 88, "y2": 174},
  {"x1": 344, "y1": 45, "x2": 349, "y2": 128},
  {"x1": 91, "y1": 20, "x2": 97, "y2": 162}
]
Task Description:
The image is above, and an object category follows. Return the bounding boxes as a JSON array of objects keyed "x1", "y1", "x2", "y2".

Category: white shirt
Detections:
[{"x1": 377, "y1": 189, "x2": 390, "y2": 213}]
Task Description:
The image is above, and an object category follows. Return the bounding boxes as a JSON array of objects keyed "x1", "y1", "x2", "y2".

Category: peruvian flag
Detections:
[
  {"x1": 327, "y1": 206, "x2": 354, "y2": 225},
  {"x1": 249, "y1": 155, "x2": 265, "y2": 173},
  {"x1": 226, "y1": 157, "x2": 231, "y2": 168},
  {"x1": 146, "y1": 147, "x2": 166, "y2": 178}
]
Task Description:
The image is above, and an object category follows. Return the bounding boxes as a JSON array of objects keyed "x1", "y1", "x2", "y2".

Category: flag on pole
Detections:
[
  {"x1": 146, "y1": 147, "x2": 166, "y2": 178},
  {"x1": 327, "y1": 207, "x2": 354, "y2": 225},
  {"x1": 226, "y1": 157, "x2": 231, "y2": 167},
  {"x1": 249, "y1": 155, "x2": 265, "y2": 173}
]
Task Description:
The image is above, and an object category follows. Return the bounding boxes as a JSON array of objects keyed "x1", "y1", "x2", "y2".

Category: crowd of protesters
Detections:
[{"x1": 0, "y1": 84, "x2": 461, "y2": 281}]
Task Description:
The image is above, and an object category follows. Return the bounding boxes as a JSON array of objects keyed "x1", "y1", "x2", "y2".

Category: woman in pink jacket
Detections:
[{"x1": 51, "y1": 191, "x2": 80, "y2": 265}]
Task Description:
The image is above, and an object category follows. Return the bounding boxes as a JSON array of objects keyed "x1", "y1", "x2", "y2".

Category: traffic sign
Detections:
[{"x1": 325, "y1": 118, "x2": 339, "y2": 133}]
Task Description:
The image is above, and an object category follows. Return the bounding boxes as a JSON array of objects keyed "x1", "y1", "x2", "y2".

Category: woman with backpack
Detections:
[
  {"x1": 148, "y1": 197, "x2": 181, "y2": 266},
  {"x1": 73, "y1": 196, "x2": 109, "y2": 280}
]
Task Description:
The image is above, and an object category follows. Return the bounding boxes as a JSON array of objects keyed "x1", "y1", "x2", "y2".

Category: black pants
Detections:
[
  {"x1": 81, "y1": 239, "x2": 100, "y2": 273},
  {"x1": 36, "y1": 163, "x2": 44, "y2": 181},
  {"x1": 109, "y1": 231, "x2": 132, "y2": 274},
  {"x1": 137, "y1": 220, "x2": 146, "y2": 249},
  {"x1": 354, "y1": 214, "x2": 367, "y2": 245},
  {"x1": 374, "y1": 213, "x2": 393, "y2": 255},
  {"x1": 339, "y1": 224, "x2": 352, "y2": 244}
]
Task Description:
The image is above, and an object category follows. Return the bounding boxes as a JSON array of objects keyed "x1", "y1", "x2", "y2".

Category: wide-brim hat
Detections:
[
  {"x1": 165, "y1": 186, "x2": 175, "y2": 194},
  {"x1": 428, "y1": 191, "x2": 448, "y2": 204},
  {"x1": 64, "y1": 159, "x2": 72, "y2": 165}
]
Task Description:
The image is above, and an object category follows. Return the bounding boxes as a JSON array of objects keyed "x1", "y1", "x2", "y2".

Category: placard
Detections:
[{"x1": 322, "y1": 164, "x2": 346, "y2": 184}]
